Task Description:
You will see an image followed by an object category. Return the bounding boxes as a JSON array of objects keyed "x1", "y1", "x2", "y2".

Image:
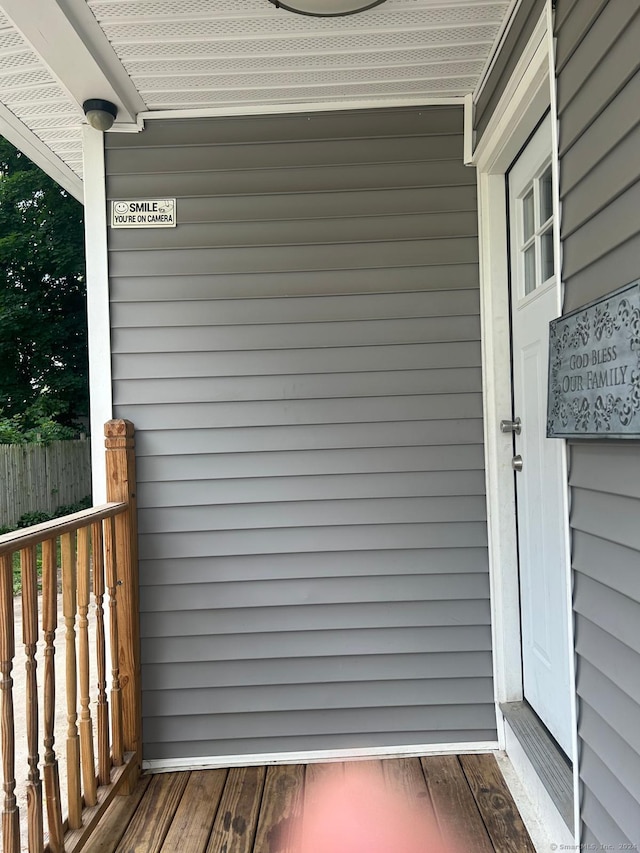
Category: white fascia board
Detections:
[
  {"x1": 1, "y1": 0, "x2": 145, "y2": 129},
  {"x1": 140, "y1": 96, "x2": 465, "y2": 121},
  {"x1": 0, "y1": 102, "x2": 83, "y2": 200},
  {"x1": 82, "y1": 125, "x2": 112, "y2": 504}
]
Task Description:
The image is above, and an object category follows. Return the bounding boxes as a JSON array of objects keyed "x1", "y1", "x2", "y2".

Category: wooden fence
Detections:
[{"x1": 0, "y1": 440, "x2": 91, "y2": 530}]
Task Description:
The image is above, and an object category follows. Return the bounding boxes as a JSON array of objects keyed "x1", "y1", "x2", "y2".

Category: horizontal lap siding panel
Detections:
[
  {"x1": 141, "y1": 548, "x2": 490, "y2": 585},
  {"x1": 108, "y1": 212, "x2": 478, "y2": 250},
  {"x1": 134, "y1": 419, "x2": 485, "y2": 455},
  {"x1": 141, "y1": 705, "x2": 497, "y2": 742},
  {"x1": 135, "y1": 445, "x2": 486, "y2": 481},
  {"x1": 106, "y1": 160, "x2": 472, "y2": 199},
  {"x1": 108, "y1": 186, "x2": 478, "y2": 227},
  {"x1": 109, "y1": 238, "x2": 479, "y2": 277},
  {"x1": 140, "y1": 573, "x2": 489, "y2": 612},
  {"x1": 114, "y1": 368, "x2": 483, "y2": 405},
  {"x1": 136, "y1": 469, "x2": 488, "y2": 507},
  {"x1": 106, "y1": 109, "x2": 464, "y2": 148},
  {"x1": 142, "y1": 650, "x2": 494, "y2": 690},
  {"x1": 140, "y1": 600, "x2": 490, "y2": 639},
  {"x1": 106, "y1": 107, "x2": 493, "y2": 762},
  {"x1": 142, "y1": 625, "x2": 492, "y2": 664},
  {"x1": 110, "y1": 264, "x2": 480, "y2": 300},
  {"x1": 137, "y1": 522, "x2": 489, "y2": 559},
  {"x1": 113, "y1": 341, "x2": 482, "y2": 380},
  {"x1": 142, "y1": 678, "x2": 494, "y2": 718},
  {"x1": 473, "y1": 0, "x2": 545, "y2": 144},
  {"x1": 113, "y1": 316, "x2": 481, "y2": 353},
  {"x1": 147, "y1": 730, "x2": 498, "y2": 762},
  {"x1": 111, "y1": 290, "x2": 480, "y2": 326}
]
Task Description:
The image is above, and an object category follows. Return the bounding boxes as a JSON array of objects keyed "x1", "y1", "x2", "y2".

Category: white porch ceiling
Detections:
[{"x1": 0, "y1": 0, "x2": 514, "y2": 196}]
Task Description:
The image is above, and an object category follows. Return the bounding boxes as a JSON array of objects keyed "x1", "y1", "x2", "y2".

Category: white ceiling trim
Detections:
[
  {"x1": 1, "y1": 0, "x2": 145, "y2": 127},
  {"x1": 140, "y1": 95, "x2": 466, "y2": 121},
  {"x1": 0, "y1": 100, "x2": 82, "y2": 199}
]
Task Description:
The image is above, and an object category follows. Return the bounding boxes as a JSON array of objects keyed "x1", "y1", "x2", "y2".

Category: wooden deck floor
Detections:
[{"x1": 88, "y1": 754, "x2": 535, "y2": 853}]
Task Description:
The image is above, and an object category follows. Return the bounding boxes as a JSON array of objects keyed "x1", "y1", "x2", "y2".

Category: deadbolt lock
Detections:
[
  {"x1": 512, "y1": 454, "x2": 523, "y2": 472},
  {"x1": 500, "y1": 417, "x2": 522, "y2": 435}
]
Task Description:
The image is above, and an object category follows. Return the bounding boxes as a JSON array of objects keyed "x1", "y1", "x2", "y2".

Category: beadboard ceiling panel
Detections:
[{"x1": 0, "y1": 0, "x2": 513, "y2": 190}]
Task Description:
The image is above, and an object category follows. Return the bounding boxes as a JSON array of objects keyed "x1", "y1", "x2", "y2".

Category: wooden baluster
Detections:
[
  {"x1": 104, "y1": 419, "x2": 141, "y2": 792},
  {"x1": 41, "y1": 538, "x2": 64, "y2": 853},
  {"x1": 91, "y1": 521, "x2": 111, "y2": 787},
  {"x1": 77, "y1": 527, "x2": 97, "y2": 807},
  {"x1": 61, "y1": 533, "x2": 82, "y2": 830},
  {"x1": 103, "y1": 516, "x2": 123, "y2": 767},
  {"x1": 0, "y1": 553, "x2": 20, "y2": 853},
  {"x1": 21, "y1": 546, "x2": 44, "y2": 852}
]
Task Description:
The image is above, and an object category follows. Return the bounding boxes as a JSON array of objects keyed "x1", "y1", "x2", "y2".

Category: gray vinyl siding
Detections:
[
  {"x1": 474, "y1": 0, "x2": 545, "y2": 144},
  {"x1": 556, "y1": 0, "x2": 640, "y2": 846},
  {"x1": 105, "y1": 107, "x2": 495, "y2": 762}
]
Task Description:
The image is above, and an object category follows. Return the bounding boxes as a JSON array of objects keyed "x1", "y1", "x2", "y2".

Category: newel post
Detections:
[{"x1": 104, "y1": 419, "x2": 141, "y2": 790}]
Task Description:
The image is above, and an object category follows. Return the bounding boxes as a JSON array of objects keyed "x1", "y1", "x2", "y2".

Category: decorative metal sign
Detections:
[
  {"x1": 111, "y1": 199, "x2": 176, "y2": 228},
  {"x1": 547, "y1": 280, "x2": 640, "y2": 438}
]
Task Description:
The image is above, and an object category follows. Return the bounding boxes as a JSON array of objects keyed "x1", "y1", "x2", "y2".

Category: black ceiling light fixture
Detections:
[{"x1": 267, "y1": 0, "x2": 388, "y2": 16}]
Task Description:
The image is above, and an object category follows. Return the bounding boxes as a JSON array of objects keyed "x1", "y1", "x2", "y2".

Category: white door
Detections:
[{"x1": 507, "y1": 115, "x2": 573, "y2": 755}]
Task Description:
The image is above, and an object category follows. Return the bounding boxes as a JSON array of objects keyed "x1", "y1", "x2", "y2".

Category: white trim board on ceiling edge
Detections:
[
  {"x1": 473, "y1": 0, "x2": 523, "y2": 103},
  {"x1": 471, "y1": 7, "x2": 548, "y2": 169},
  {"x1": 0, "y1": 103, "x2": 83, "y2": 201},
  {"x1": 139, "y1": 96, "x2": 466, "y2": 121},
  {"x1": 143, "y1": 741, "x2": 501, "y2": 773}
]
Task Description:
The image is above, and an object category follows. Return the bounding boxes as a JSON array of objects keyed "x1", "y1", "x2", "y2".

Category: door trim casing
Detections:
[{"x1": 472, "y1": 0, "x2": 579, "y2": 842}]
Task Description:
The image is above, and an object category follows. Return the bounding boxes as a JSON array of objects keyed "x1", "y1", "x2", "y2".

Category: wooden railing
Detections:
[{"x1": 0, "y1": 420, "x2": 140, "y2": 853}]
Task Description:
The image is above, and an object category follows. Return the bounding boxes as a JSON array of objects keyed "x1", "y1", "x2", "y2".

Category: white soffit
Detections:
[
  {"x1": 88, "y1": 0, "x2": 511, "y2": 110},
  {"x1": 0, "y1": 8, "x2": 84, "y2": 193},
  {"x1": 0, "y1": 0, "x2": 513, "y2": 193}
]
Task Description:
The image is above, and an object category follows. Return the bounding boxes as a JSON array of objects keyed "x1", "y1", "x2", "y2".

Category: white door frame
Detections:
[{"x1": 471, "y1": 0, "x2": 579, "y2": 840}]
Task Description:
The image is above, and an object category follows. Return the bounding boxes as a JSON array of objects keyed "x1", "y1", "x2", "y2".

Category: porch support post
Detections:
[
  {"x1": 83, "y1": 125, "x2": 113, "y2": 505},
  {"x1": 104, "y1": 419, "x2": 141, "y2": 792}
]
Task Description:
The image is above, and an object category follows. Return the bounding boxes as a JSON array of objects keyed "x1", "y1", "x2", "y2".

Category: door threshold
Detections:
[{"x1": 500, "y1": 701, "x2": 573, "y2": 829}]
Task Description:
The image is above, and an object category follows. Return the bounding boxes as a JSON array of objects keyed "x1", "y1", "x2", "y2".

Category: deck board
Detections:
[
  {"x1": 206, "y1": 765, "x2": 266, "y2": 853},
  {"x1": 420, "y1": 755, "x2": 496, "y2": 853},
  {"x1": 160, "y1": 769, "x2": 228, "y2": 853},
  {"x1": 253, "y1": 764, "x2": 304, "y2": 853},
  {"x1": 88, "y1": 754, "x2": 534, "y2": 853},
  {"x1": 115, "y1": 771, "x2": 190, "y2": 853},
  {"x1": 459, "y1": 753, "x2": 537, "y2": 853}
]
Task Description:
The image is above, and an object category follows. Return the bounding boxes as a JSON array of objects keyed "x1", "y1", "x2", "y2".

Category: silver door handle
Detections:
[
  {"x1": 512, "y1": 455, "x2": 523, "y2": 472},
  {"x1": 500, "y1": 417, "x2": 522, "y2": 434}
]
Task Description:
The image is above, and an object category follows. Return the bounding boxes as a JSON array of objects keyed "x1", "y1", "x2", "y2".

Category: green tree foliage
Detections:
[{"x1": 0, "y1": 136, "x2": 87, "y2": 433}]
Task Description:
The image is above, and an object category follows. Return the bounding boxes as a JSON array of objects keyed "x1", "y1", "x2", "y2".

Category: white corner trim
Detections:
[
  {"x1": 463, "y1": 92, "x2": 474, "y2": 165},
  {"x1": 478, "y1": 168, "x2": 523, "y2": 715},
  {"x1": 139, "y1": 96, "x2": 466, "y2": 122},
  {"x1": 82, "y1": 125, "x2": 112, "y2": 504},
  {"x1": 142, "y1": 740, "x2": 501, "y2": 774},
  {"x1": 1, "y1": 0, "x2": 144, "y2": 126},
  {"x1": 472, "y1": 8, "x2": 548, "y2": 170},
  {"x1": 545, "y1": 0, "x2": 580, "y2": 841},
  {"x1": 0, "y1": 103, "x2": 83, "y2": 201}
]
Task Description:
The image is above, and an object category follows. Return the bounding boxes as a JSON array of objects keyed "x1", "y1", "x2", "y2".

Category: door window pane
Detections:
[
  {"x1": 540, "y1": 167, "x2": 553, "y2": 223},
  {"x1": 541, "y1": 228, "x2": 554, "y2": 282},
  {"x1": 524, "y1": 245, "x2": 536, "y2": 294},
  {"x1": 523, "y1": 188, "x2": 535, "y2": 241}
]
